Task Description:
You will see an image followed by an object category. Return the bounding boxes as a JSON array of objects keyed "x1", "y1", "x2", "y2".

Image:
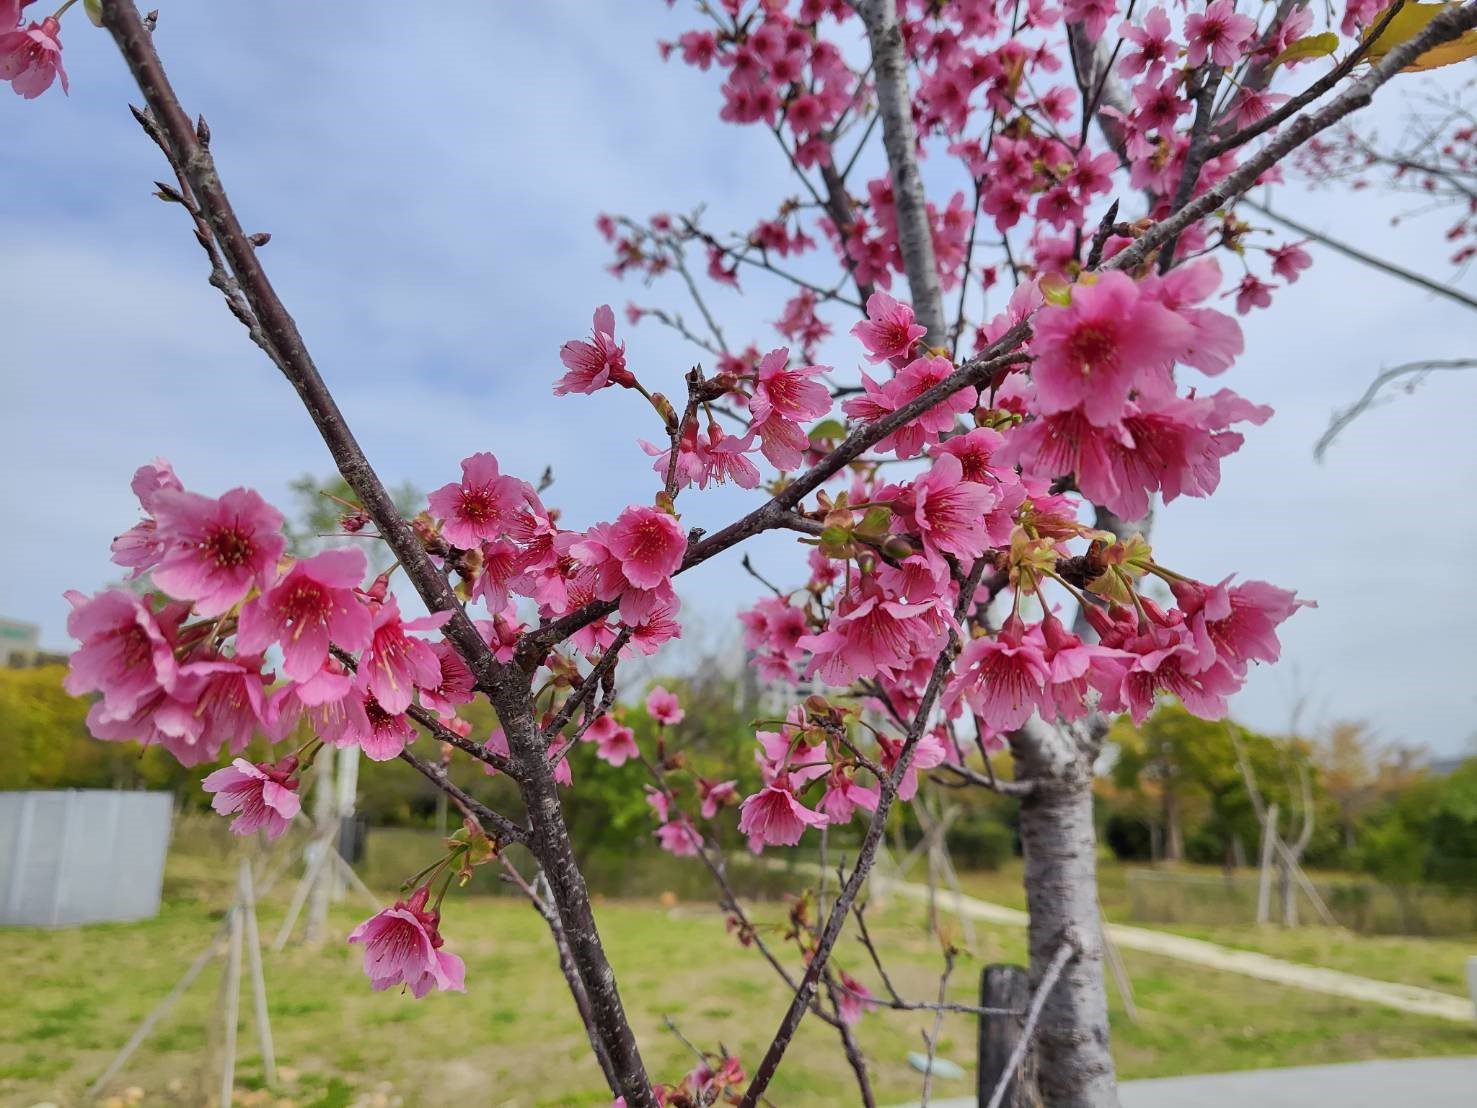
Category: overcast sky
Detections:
[{"x1": 3, "y1": 3, "x2": 1474, "y2": 754}]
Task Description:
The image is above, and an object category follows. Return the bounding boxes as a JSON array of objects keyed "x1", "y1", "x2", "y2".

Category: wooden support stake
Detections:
[
  {"x1": 978, "y1": 965, "x2": 1039, "y2": 1108},
  {"x1": 87, "y1": 918, "x2": 231, "y2": 1098},
  {"x1": 1101, "y1": 909, "x2": 1139, "y2": 1025},
  {"x1": 220, "y1": 897, "x2": 244, "y2": 1107},
  {"x1": 239, "y1": 860, "x2": 277, "y2": 1088},
  {"x1": 1256, "y1": 802, "x2": 1279, "y2": 925}
]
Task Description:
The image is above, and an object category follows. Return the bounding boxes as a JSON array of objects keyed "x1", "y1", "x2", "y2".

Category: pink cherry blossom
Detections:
[
  {"x1": 836, "y1": 971, "x2": 878, "y2": 1026},
  {"x1": 347, "y1": 691, "x2": 418, "y2": 761},
  {"x1": 1141, "y1": 259, "x2": 1244, "y2": 377},
  {"x1": 0, "y1": 13, "x2": 65, "y2": 99},
  {"x1": 891, "y1": 452, "x2": 998, "y2": 563},
  {"x1": 851, "y1": 290, "x2": 927, "y2": 365},
  {"x1": 1118, "y1": 8, "x2": 1175, "y2": 78},
  {"x1": 607, "y1": 505, "x2": 686, "y2": 590},
  {"x1": 1231, "y1": 273, "x2": 1275, "y2": 314},
  {"x1": 585, "y1": 714, "x2": 640, "y2": 766},
  {"x1": 842, "y1": 355, "x2": 975, "y2": 458},
  {"x1": 236, "y1": 547, "x2": 372, "y2": 692},
  {"x1": 63, "y1": 588, "x2": 182, "y2": 718},
  {"x1": 554, "y1": 305, "x2": 634, "y2": 395},
  {"x1": 427, "y1": 452, "x2": 527, "y2": 549},
  {"x1": 348, "y1": 886, "x2": 466, "y2": 998},
  {"x1": 738, "y1": 782, "x2": 829, "y2": 848},
  {"x1": 356, "y1": 598, "x2": 448, "y2": 715},
  {"x1": 111, "y1": 458, "x2": 184, "y2": 576},
  {"x1": 1184, "y1": 0, "x2": 1256, "y2": 68},
  {"x1": 947, "y1": 615, "x2": 1050, "y2": 732},
  {"x1": 1268, "y1": 241, "x2": 1313, "y2": 283},
  {"x1": 818, "y1": 767, "x2": 880, "y2": 825},
  {"x1": 698, "y1": 777, "x2": 738, "y2": 819},
  {"x1": 877, "y1": 729, "x2": 949, "y2": 802},
  {"x1": 150, "y1": 487, "x2": 286, "y2": 617},
  {"x1": 1170, "y1": 576, "x2": 1311, "y2": 677},
  {"x1": 797, "y1": 578, "x2": 949, "y2": 686},
  {"x1": 1091, "y1": 608, "x2": 1244, "y2": 724},
  {"x1": 1063, "y1": 0, "x2": 1118, "y2": 43},
  {"x1": 645, "y1": 685, "x2": 685, "y2": 726},
  {"x1": 419, "y1": 638, "x2": 475, "y2": 719},
  {"x1": 1029, "y1": 271, "x2": 1194, "y2": 426},
  {"x1": 625, "y1": 594, "x2": 683, "y2": 655},
  {"x1": 173, "y1": 655, "x2": 272, "y2": 756},
  {"x1": 640, "y1": 422, "x2": 760, "y2": 491},
  {"x1": 656, "y1": 815, "x2": 703, "y2": 856},
  {"x1": 749, "y1": 347, "x2": 831, "y2": 426},
  {"x1": 202, "y1": 757, "x2": 301, "y2": 840}
]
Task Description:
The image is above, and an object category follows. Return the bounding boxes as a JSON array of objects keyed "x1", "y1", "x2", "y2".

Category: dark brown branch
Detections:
[
  {"x1": 329, "y1": 644, "x2": 514, "y2": 776},
  {"x1": 542, "y1": 628, "x2": 634, "y2": 740},
  {"x1": 500, "y1": 859, "x2": 621, "y2": 1093},
  {"x1": 396, "y1": 749, "x2": 528, "y2": 846},
  {"x1": 100, "y1": 6, "x2": 656, "y2": 1100}
]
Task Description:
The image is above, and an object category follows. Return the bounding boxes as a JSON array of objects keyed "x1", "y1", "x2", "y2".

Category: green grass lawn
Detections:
[
  {"x1": 4, "y1": 841, "x2": 1475, "y2": 1108},
  {"x1": 950, "y1": 860, "x2": 1477, "y2": 998}
]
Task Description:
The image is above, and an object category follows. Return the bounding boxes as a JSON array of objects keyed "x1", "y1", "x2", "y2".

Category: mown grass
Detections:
[
  {"x1": 3, "y1": 837, "x2": 1474, "y2": 1107},
  {"x1": 950, "y1": 860, "x2": 1477, "y2": 997}
]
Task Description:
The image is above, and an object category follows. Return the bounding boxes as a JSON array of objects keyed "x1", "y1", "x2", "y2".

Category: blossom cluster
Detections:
[
  {"x1": 619, "y1": 0, "x2": 1381, "y2": 353},
  {"x1": 48, "y1": 0, "x2": 1338, "y2": 1011}
]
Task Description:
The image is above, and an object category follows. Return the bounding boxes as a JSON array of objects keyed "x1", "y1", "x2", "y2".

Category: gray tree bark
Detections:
[
  {"x1": 858, "y1": 0, "x2": 946, "y2": 346},
  {"x1": 1010, "y1": 720, "x2": 1120, "y2": 1107}
]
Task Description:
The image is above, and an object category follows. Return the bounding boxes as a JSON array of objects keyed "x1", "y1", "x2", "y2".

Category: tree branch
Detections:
[
  {"x1": 738, "y1": 557, "x2": 990, "y2": 1107},
  {"x1": 98, "y1": 0, "x2": 502, "y2": 691},
  {"x1": 1243, "y1": 199, "x2": 1477, "y2": 313},
  {"x1": 1314, "y1": 357, "x2": 1477, "y2": 460}
]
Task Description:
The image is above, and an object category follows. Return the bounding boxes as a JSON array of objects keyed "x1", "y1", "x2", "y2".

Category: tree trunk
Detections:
[
  {"x1": 1161, "y1": 778, "x2": 1183, "y2": 863},
  {"x1": 1013, "y1": 737, "x2": 1119, "y2": 1107},
  {"x1": 858, "y1": 0, "x2": 945, "y2": 344},
  {"x1": 493, "y1": 687, "x2": 656, "y2": 1107}
]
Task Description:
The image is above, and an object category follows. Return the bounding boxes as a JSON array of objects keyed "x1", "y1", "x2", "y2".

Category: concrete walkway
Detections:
[
  {"x1": 912, "y1": 1056, "x2": 1477, "y2": 1107},
  {"x1": 871, "y1": 874, "x2": 1476, "y2": 1023}
]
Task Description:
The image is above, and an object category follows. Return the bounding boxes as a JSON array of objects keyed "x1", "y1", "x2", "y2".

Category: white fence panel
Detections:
[{"x1": 0, "y1": 790, "x2": 173, "y2": 926}]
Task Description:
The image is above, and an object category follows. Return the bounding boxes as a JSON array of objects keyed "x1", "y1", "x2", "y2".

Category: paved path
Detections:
[
  {"x1": 870, "y1": 874, "x2": 1475, "y2": 1023},
  {"x1": 912, "y1": 1056, "x2": 1477, "y2": 1107}
]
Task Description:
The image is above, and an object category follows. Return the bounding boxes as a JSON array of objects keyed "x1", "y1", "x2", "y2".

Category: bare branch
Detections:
[
  {"x1": 1315, "y1": 358, "x2": 1477, "y2": 460},
  {"x1": 1244, "y1": 199, "x2": 1477, "y2": 314},
  {"x1": 396, "y1": 749, "x2": 528, "y2": 847}
]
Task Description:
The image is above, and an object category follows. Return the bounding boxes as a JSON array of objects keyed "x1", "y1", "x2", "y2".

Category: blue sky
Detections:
[{"x1": 2, "y1": 3, "x2": 1474, "y2": 753}]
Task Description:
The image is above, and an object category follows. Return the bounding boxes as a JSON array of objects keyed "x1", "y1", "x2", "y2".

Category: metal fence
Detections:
[
  {"x1": 1126, "y1": 867, "x2": 1477, "y2": 936},
  {"x1": 0, "y1": 790, "x2": 173, "y2": 926}
]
